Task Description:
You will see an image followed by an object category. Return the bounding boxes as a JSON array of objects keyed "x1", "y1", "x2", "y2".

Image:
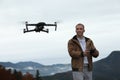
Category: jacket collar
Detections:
[{"x1": 72, "y1": 35, "x2": 89, "y2": 42}]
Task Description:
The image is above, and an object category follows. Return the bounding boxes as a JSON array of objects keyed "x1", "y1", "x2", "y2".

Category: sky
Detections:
[{"x1": 0, "y1": 0, "x2": 120, "y2": 65}]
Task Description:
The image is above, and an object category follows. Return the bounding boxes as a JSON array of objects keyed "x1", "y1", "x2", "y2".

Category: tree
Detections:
[
  {"x1": 13, "y1": 69, "x2": 22, "y2": 80},
  {"x1": 22, "y1": 72, "x2": 35, "y2": 80},
  {"x1": 35, "y1": 70, "x2": 42, "y2": 80}
]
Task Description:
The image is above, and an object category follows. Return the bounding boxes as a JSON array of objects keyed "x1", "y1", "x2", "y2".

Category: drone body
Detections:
[{"x1": 23, "y1": 22, "x2": 57, "y2": 33}]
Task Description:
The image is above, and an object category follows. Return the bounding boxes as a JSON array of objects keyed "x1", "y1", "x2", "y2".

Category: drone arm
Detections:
[
  {"x1": 41, "y1": 29, "x2": 49, "y2": 33},
  {"x1": 23, "y1": 29, "x2": 35, "y2": 33},
  {"x1": 25, "y1": 22, "x2": 36, "y2": 31},
  {"x1": 27, "y1": 24, "x2": 37, "y2": 26},
  {"x1": 45, "y1": 22, "x2": 57, "y2": 31},
  {"x1": 45, "y1": 24, "x2": 55, "y2": 26}
]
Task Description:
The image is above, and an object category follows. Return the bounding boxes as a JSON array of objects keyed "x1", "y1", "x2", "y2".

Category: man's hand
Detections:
[{"x1": 84, "y1": 49, "x2": 90, "y2": 56}]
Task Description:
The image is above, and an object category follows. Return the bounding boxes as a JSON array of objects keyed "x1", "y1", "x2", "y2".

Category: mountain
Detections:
[
  {"x1": 0, "y1": 61, "x2": 71, "y2": 76},
  {"x1": 42, "y1": 50, "x2": 120, "y2": 80},
  {"x1": 93, "y1": 50, "x2": 120, "y2": 80}
]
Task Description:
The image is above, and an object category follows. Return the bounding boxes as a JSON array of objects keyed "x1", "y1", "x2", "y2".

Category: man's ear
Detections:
[{"x1": 84, "y1": 29, "x2": 85, "y2": 32}]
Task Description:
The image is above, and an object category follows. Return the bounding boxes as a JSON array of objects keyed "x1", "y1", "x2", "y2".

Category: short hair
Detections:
[{"x1": 75, "y1": 23, "x2": 85, "y2": 28}]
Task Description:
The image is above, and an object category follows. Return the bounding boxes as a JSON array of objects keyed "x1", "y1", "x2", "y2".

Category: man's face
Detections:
[{"x1": 76, "y1": 25, "x2": 85, "y2": 37}]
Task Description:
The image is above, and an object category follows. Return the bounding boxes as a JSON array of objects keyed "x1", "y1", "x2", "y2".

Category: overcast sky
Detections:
[{"x1": 0, "y1": 0, "x2": 120, "y2": 65}]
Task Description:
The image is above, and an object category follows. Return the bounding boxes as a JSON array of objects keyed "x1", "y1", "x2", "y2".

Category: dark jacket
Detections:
[{"x1": 68, "y1": 35, "x2": 99, "y2": 71}]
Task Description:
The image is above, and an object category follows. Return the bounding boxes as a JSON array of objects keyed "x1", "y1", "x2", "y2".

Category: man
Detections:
[{"x1": 68, "y1": 23, "x2": 99, "y2": 80}]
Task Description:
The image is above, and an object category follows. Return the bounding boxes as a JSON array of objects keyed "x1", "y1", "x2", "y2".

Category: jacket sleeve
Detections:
[
  {"x1": 68, "y1": 40, "x2": 83, "y2": 58},
  {"x1": 90, "y1": 40, "x2": 99, "y2": 58}
]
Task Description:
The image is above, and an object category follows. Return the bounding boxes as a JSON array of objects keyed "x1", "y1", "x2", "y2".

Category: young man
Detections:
[{"x1": 68, "y1": 23, "x2": 99, "y2": 80}]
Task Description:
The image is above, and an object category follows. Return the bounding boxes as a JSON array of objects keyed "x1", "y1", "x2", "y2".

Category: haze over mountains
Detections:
[{"x1": 0, "y1": 50, "x2": 120, "y2": 80}]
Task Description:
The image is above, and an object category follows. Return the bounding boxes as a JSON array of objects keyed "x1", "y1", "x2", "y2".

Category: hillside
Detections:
[
  {"x1": 93, "y1": 50, "x2": 120, "y2": 80},
  {"x1": 43, "y1": 50, "x2": 120, "y2": 80}
]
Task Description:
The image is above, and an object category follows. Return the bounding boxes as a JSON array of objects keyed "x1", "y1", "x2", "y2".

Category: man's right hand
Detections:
[{"x1": 84, "y1": 49, "x2": 90, "y2": 56}]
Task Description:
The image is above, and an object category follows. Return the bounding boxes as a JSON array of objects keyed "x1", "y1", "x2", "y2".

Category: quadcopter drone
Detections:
[{"x1": 23, "y1": 21, "x2": 57, "y2": 33}]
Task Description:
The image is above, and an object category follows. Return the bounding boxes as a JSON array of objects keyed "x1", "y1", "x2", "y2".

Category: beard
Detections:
[{"x1": 77, "y1": 32, "x2": 83, "y2": 37}]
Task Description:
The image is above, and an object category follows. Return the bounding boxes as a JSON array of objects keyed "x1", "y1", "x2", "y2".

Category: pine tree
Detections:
[
  {"x1": 35, "y1": 70, "x2": 42, "y2": 80},
  {"x1": 13, "y1": 69, "x2": 22, "y2": 80}
]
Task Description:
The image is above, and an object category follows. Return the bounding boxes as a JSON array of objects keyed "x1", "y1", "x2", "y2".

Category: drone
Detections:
[{"x1": 23, "y1": 21, "x2": 57, "y2": 33}]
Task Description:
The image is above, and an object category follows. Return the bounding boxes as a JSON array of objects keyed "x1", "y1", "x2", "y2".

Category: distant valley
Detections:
[{"x1": 0, "y1": 61, "x2": 71, "y2": 76}]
